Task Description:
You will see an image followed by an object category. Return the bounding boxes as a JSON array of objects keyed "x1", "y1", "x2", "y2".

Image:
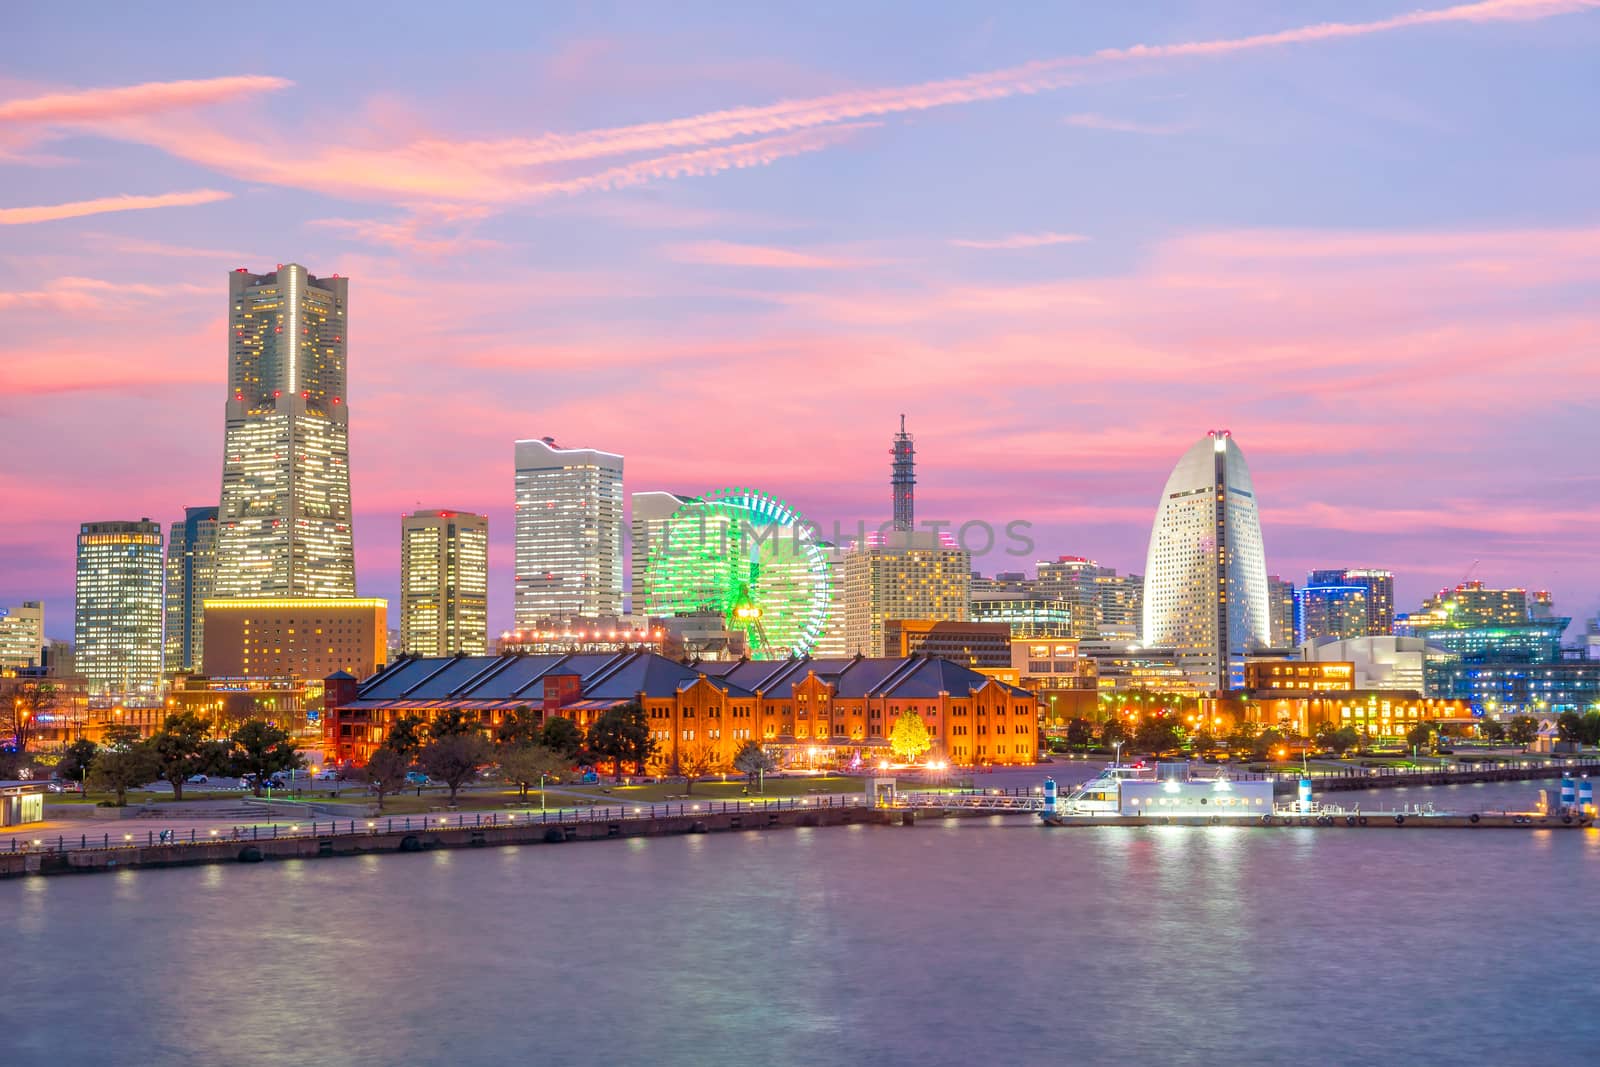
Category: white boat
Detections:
[{"x1": 1040, "y1": 761, "x2": 1275, "y2": 824}]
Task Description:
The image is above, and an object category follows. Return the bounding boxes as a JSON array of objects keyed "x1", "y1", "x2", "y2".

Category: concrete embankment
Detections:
[{"x1": 0, "y1": 803, "x2": 897, "y2": 880}]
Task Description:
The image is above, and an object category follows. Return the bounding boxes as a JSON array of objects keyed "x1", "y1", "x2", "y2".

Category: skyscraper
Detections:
[
  {"x1": 1294, "y1": 583, "x2": 1368, "y2": 644},
  {"x1": 165, "y1": 506, "x2": 218, "y2": 673},
  {"x1": 1034, "y1": 557, "x2": 1144, "y2": 639},
  {"x1": 215, "y1": 265, "x2": 354, "y2": 599},
  {"x1": 0, "y1": 601, "x2": 45, "y2": 670},
  {"x1": 629, "y1": 490, "x2": 692, "y2": 614},
  {"x1": 400, "y1": 509, "x2": 489, "y2": 657},
  {"x1": 514, "y1": 437, "x2": 624, "y2": 624},
  {"x1": 1266, "y1": 574, "x2": 1296, "y2": 647},
  {"x1": 76, "y1": 519, "x2": 164, "y2": 701},
  {"x1": 892, "y1": 415, "x2": 915, "y2": 532},
  {"x1": 843, "y1": 532, "x2": 971, "y2": 655},
  {"x1": 1141, "y1": 431, "x2": 1270, "y2": 692},
  {"x1": 1308, "y1": 568, "x2": 1395, "y2": 636}
]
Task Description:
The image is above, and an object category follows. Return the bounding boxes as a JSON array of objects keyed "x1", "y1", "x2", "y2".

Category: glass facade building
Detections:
[
  {"x1": 401, "y1": 510, "x2": 489, "y2": 657},
  {"x1": 76, "y1": 519, "x2": 164, "y2": 701},
  {"x1": 513, "y1": 437, "x2": 624, "y2": 624},
  {"x1": 165, "y1": 506, "x2": 218, "y2": 673},
  {"x1": 215, "y1": 265, "x2": 355, "y2": 598}
]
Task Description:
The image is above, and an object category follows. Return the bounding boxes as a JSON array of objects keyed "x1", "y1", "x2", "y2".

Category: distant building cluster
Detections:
[{"x1": 13, "y1": 263, "x2": 1598, "y2": 764}]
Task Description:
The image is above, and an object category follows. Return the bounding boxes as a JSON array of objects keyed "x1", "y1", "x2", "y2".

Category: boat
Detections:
[
  {"x1": 1039, "y1": 763, "x2": 1596, "y2": 829},
  {"x1": 1039, "y1": 761, "x2": 1274, "y2": 825}
]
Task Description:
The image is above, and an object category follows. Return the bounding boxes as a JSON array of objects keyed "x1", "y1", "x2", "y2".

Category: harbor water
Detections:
[{"x1": 8, "y1": 780, "x2": 1599, "y2": 1066}]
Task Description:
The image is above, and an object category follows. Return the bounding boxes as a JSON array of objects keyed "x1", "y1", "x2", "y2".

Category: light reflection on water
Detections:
[{"x1": 6, "y1": 806, "x2": 1600, "y2": 1066}]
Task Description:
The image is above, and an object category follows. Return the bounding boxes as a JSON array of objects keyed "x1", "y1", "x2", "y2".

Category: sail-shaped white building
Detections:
[{"x1": 1142, "y1": 431, "x2": 1270, "y2": 692}]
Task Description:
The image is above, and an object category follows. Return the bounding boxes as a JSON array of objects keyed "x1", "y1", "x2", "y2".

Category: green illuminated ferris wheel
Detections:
[{"x1": 643, "y1": 487, "x2": 831, "y2": 659}]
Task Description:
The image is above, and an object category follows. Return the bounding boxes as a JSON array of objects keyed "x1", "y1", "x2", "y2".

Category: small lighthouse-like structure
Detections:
[{"x1": 892, "y1": 414, "x2": 915, "y2": 532}]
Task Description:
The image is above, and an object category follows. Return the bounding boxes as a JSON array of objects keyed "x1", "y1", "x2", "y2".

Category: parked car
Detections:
[
  {"x1": 405, "y1": 771, "x2": 431, "y2": 787},
  {"x1": 48, "y1": 780, "x2": 83, "y2": 793},
  {"x1": 186, "y1": 773, "x2": 209, "y2": 784},
  {"x1": 240, "y1": 774, "x2": 289, "y2": 791},
  {"x1": 313, "y1": 769, "x2": 340, "y2": 782}
]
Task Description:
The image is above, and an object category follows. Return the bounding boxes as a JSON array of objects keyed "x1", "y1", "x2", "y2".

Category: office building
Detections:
[
  {"x1": 1033, "y1": 557, "x2": 1142, "y2": 639},
  {"x1": 0, "y1": 601, "x2": 45, "y2": 671},
  {"x1": 1299, "y1": 635, "x2": 1455, "y2": 693},
  {"x1": 202, "y1": 597, "x2": 387, "y2": 681},
  {"x1": 165, "y1": 506, "x2": 218, "y2": 673},
  {"x1": 842, "y1": 531, "x2": 970, "y2": 656},
  {"x1": 970, "y1": 590, "x2": 1077, "y2": 639},
  {"x1": 1267, "y1": 575, "x2": 1296, "y2": 648},
  {"x1": 215, "y1": 265, "x2": 355, "y2": 598},
  {"x1": 1141, "y1": 431, "x2": 1270, "y2": 692},
  {"x1": 884, "y1": 619, "x2": 1012, "y2": 667},
  {"x1": 401, "y1": 509, "x2": 489, "y2": 657},
  {"x1": 1294, "y1": 583, "x2": 1369, "y2": 644},
  {"x1": 1413, "y1": 581, "x2": 1532, "y2": 628},
  {"x1": 513, "y1": 437, "x2": 624, "y2": 624},
  {"x1": 75, "y1": 520, "x2": 164, "y2": 701},
  {"x1": 1308, "y1": 568, "x2": 1395, "y2": 636},
  {"x1": 629, "y1": 491, "x2": 692, "y2": 615},
  {"x1": 812, "y1": 543, "x2": 848, "y2": 656}
]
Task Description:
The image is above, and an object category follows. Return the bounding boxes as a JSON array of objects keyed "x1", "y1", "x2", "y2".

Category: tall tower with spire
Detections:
[{"x1": 892, "y1": 415, "x2": 915, "y2": 532}]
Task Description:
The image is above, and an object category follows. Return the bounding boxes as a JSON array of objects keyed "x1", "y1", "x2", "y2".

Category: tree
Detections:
[
  {"x1": 57, "y1": 738, "x2": 99, "y2": 792},
  {"x1": 539, "y1": 716, "x2": 585, "y2": 762},
  {"x1": 888, "y1": 710, "x2": 932, "y2": 763},
  {"x1": 1557, "y1": 711, "x2": 1584, "y2": 744},
  {"x1": 228, "y1": 720, "x2": 303, "y2": 795},
  {"x1": 495, "y1": 706, "x2": 543, "y2": 750},
  {"x1": 1191, "y1": 729, "x2": 1217, "y2": 754},
  {"x1": 386, "y1": 713, "x2": 428, "y2": 760},
  {"x1": 148, "y1": 711, "x2": 211, "y2": 801},
  {"x1": 1064, "y1": 718, "x2": 1095, "y2": 749},
  {"x1": 420, "y1": 732, "x2": 492, "y2": 804},
  {"x1": 1508, "y1": 715, "x2": 1539, "y2": 747},
  {"x1": 429, "y1": 707, "x2": 481, "y2": 740},
  {"x1": 1099, "y1": 719, "x2": 1128, "y2": 748},
  {"x1": 1480, "y1": 718, "x2": 1507, "y2": 743},
  {"x1": 363, "y1": 747, "x2": 409, "y2": 810},
  {"x1": 498, "y1": 744, "x2": 569, "y2": 801},
  {"x1": 87, "y1": 743, "x2": 158, "y2": 807},
  {"x1": 1325, "y1": 727, "x2": 1360, "y2": 755},
  {"x1": 675, "y1": 741, "x2": 722, "y2": 795},
  {"x1": 1251, "y1": 727, "x2": 1287, "y2": 762},
  {"x1": 732, "y1": 740, "x2": 777, "y2": 792},
  {"x1": 616, "y1": 701, "x2": 656, "y2": 774},
  {"x1": 1133, "y1": 716, "x2": 1180, "y2": 754},
  {"x1": 587, "y1": 709, "x2": 631, "y2": 779},
  {"x1": 1581, "y1": 711, "x2": 1600, "y2": 747},
  {"x1": 1406, "y1": 722, "x2": 1434, "y2": 752},
  {"x1": 4, "y1": 681, "x2": 58, "y2": 753}
]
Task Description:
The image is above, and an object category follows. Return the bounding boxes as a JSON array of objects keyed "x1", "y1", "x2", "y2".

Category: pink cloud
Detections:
[
  {"x1": 0, "y1": 75, "x2": 291, "y2": 125},
  {"x1": 34, "y1": 1, "x2": 1591, "y2": 215},
  {"x1": 950, "y1": 231, "x2": 1089, "y2": 250},
  {"x1": 1061, "y1": 113, "x2": 1184, "y2": 135},
  {"x1": 663, "y1": 240, "x2": 881, "y2": 270},
  {"x1": 0, "y1": 189, "x2": 231, "y2": 225}
]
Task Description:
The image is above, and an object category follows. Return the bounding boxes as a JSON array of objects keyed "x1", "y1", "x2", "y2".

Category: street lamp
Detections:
[{"x1": 1113, "y1": 740, "x2": 1124, "y2": 767}]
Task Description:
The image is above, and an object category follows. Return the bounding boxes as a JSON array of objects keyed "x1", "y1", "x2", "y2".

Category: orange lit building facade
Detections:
[{"x1": 324, "y1": 652, "x2": 1040, "y2": 770}]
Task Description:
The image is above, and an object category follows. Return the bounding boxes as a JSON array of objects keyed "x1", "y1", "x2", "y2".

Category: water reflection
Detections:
[{"x1": 7, "y1": 820, "x2": 1600, "y2": 1065}]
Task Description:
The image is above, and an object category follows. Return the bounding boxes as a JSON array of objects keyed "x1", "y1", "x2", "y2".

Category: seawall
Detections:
[{"x1": 0, "y1": 803, "x2": 897, "y2": 880}]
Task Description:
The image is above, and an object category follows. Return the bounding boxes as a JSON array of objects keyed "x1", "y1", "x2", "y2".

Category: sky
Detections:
[{"x1": 2, "y1": 0, "x2": 1598, "y2": 642}]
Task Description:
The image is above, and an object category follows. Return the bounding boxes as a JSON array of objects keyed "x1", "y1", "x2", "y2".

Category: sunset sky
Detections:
[{"x1": 3, "y1": 0, "x2": 1598, "y2": 641}]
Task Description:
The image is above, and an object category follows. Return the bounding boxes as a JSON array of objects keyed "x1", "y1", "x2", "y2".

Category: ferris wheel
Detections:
[{"x1": 643, "y1": 487, "x2": 831, "y2": 658}]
